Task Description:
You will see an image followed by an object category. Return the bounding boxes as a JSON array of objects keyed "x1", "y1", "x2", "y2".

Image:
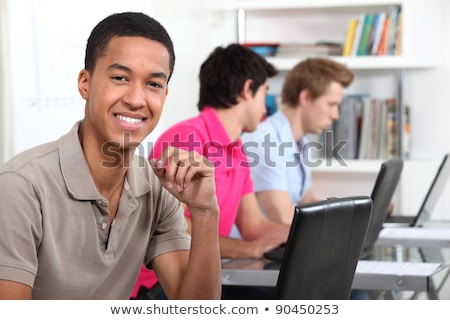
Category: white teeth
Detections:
[{"x1": 116, "y1": 115, "x2": 143, "y2": 124}]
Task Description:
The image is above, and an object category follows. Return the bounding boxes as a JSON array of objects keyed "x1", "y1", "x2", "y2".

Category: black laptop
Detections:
[
  {"x1": 383, "y1": 153, "x2": 450, "y2": 227},
  {"x1": 274, "y1": 196, "x2": 372, "y2": 299},
  {"x1": 360, "y1": 159, "x2": 403, "y2": 258}
]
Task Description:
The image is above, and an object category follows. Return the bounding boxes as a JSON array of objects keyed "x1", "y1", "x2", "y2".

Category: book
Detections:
[
  {"x1": 333, "y1": 95, "x2": 360, "y2": 159},
  {"x1": 403, "y1": 105, "x2": 411, "y2": 159},
  {"x1": 343, "y1": 18, "x2": 359, "y2": 56},
  {"x1": 371, "y1": 12, "x2": 387, "y2": 55},
  {"x1": 357, "y1": 95, "x2": 372, "y2": 159},
  {"x1": 357, "y1": 13, "x2": 374, "y2": 56},
  {"x1": 377, "y1": 15, "x2": 390, "y2": 55},
  {"x1": 385, "y1": 98, "x2": 397, "y2": 157},
  {"x1": 323, "y1": 95, "x2": 407, "y2": 160},
  {"x1": 395, "y1": 10, "x2": 403, "y2": 55},
  {"x1": 276, "y1": 42, "x2": 342, "y2": 57},
  {"x1": 350, "y1": 13, "x2": 365, "y2": 56},
  {"x1": 365, "y1": 13, "x2": 380, "y2": 55},
  {"x1": 386, "y1": 5, "x2": 401, "y2": 55},
  {"x1": 375, "y1": 99, "x2": 389, "y2": 159},
  {"x1": 356, "y1": 97, "x2": 397, "y2": 160},
  {"x1": 368, "y1": 98, "x2": 380, "y2": 159}
]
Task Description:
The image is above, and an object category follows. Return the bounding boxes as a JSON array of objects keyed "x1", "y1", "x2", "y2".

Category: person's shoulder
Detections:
[
  {"x1": 242, "y1": 117, "x2": 277, "y2": 143},
  {"x1": 0, "y1": 141, "x2": 58, "y2": 174},
  {"x1": 150, "y1": 115, "x2": 207, "y2": 158},
  {"x1": 158, "y1": 114, "x2": 205, "y2": 139}
]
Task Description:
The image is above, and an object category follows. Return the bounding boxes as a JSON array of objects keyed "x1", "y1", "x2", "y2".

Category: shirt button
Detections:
[
  {"x1": 101, "y1": 222, "x2": 108, "y2": 230},
  {"x1": 96, "y1": 200, "x2": 102, "y2": 206}
]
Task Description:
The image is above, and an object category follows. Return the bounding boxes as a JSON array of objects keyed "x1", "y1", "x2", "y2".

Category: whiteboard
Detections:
[{"x1": 6, "y1": 0, "x2": 155, "y2": 156}]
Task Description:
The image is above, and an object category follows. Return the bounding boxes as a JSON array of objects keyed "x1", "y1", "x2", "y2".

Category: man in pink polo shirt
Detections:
[{"x1": 131, "y1": 44, "x2": 291, "y2": 300}]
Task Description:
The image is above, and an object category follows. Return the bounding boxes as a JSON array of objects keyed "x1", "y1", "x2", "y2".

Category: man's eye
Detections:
[
  {"x1": 148, "y1": 81, "x2": 163, "y2": 89},
  {"x1": 112, "y1": 75, "x2": 127, "y2": 82}
]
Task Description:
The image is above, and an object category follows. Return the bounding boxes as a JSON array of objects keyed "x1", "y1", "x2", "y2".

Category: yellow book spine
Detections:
[{"x1": 343, "y1": 18, "x2": 358, "y2": 56}]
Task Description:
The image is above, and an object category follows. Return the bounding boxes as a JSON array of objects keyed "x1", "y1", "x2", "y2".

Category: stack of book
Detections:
[
  {"x1": 276, "y1": 42, "x2": 343, "y2": 57},
  {"x1": 310, "y1": 95, "x2": 410, "y2": 160},
  {"x1": 342, "y1": 5, "x2": 402, "y2": 56}
]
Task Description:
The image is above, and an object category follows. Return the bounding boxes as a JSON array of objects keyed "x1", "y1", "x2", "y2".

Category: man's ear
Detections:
[
  {"x1": 299, "y1": 89, "x2": 312, "y2": 107},
  {"x1": 78, "y1": 69, "x2": 90, "y2": 100},
  {"x1": 240, "y1": 79, "x2": 254, "y2": 100}
]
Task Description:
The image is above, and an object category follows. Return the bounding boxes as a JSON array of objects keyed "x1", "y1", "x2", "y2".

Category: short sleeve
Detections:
[
  {"x1": 0, "y1": 172, "x2": 41, "y2": 287},
  {"x1": 145, "y1": 183, "x2": 191, "y2": 265}
]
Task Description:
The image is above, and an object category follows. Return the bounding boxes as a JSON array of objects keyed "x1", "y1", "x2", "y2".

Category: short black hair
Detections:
[
  {"x1": 84, "y1": 12, "x2": 175, "y2": 81},
  {"x1": 197, "y1": 44, "x2": 278, "y2": 111}
]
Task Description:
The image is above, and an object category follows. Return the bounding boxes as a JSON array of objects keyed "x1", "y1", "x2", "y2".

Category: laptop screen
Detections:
[{"x1": 414, "y1": 154, "x2": 450, "y2": 226}]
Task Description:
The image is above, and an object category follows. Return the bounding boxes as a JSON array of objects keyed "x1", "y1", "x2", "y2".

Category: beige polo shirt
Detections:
[{"x1": 0, "y1": 121, "x2": 190, "y2": 299}]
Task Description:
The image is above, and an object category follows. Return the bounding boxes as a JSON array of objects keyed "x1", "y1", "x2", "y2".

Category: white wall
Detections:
[
  {"x1": 2, "y1": 1, "x2": 450, "y2": 220},
  {"x1": 0, "y1": 0, "x2": 237, "y2": 162},
  {"x1": 139, "y1": 0, "x2": 237, "y2": 155},
  {"x1": 1, "y1": 0, "x2": 160, "y2": 161},
  {"x1": 3, "y1": 1, "x2": 450, "y2": 157},
  {"x1": 0, "y1": 0, "x2": 12, "y2": 164}
]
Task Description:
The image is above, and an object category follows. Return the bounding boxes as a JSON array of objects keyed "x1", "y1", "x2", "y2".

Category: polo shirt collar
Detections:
[
  {"x1": 124, "y1": 157, "x2": 152, "y2": 197},
  {"x1": 200, "y1": 107, "x2": 233, "y2": 146},
  {"x1": 58, "y1": 121, "x2": 150, "y2": 200},
  {"x1": 271, "y1": 111, "x2": 300, "y2": 154}
]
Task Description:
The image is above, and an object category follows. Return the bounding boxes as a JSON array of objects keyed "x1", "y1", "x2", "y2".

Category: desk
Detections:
[
  {"x1": 376, "y1": 227, "x2": 450, "y2": 248},
  {"x1": 221, "y1": 258, "x2": 446, "y2": 299},
  {"x1": 377, "y1": 219, "x2": 450, "y2": 248}
]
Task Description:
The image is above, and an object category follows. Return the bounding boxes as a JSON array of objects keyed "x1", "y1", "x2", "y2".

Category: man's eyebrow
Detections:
[
  {"x1": 149, "y1": 71, "x2": 168, "y2": 81},
  {"x1": 108, "y1": 63, "x2": 168, "y2": 81},
  {"x1": 108, "y1": 63, "x2": 131, "y2": 72}
]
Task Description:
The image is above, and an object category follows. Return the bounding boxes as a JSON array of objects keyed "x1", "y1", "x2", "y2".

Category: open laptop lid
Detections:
[
  {"x1": 274, "y1": 196, "x2": 372, "y2": 299},
  {"x1": 361, "y1": 159, "x2": 403, "y2": 258},
  {"x1": 413, "y1": 153, "x2": 450, "y2": 227}
]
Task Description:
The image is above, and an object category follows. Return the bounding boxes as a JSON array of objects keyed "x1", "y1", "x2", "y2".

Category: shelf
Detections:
[
  {"x1": 212, "y1": 0, "x2": 405, "y2": 11},
  {"x1": 225, "y1": 0, "x2": 444, "y2": 160},
  {"x1": 311, "y1": 159, "x2": 383, "y2": 174},
  {"x1": 212, "y1": 0, "x2": 444, "y2": 71},
  {"x1": 266, "y1": 56, "x2": 441, "y2": 71},
  {"x1": 311, "y1": 159, "x2": 440, "y2": 174}
]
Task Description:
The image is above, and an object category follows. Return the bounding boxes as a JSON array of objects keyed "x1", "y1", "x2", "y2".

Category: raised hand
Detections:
[{"x1": 150, "y1": 146, "x2": 218, "y2": 212}]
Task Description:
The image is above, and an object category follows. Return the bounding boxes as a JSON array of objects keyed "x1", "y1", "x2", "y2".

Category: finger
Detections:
[
  {"x1": 149, "y1": 158, "x2": 165, "y2": 176},
  {"x1": 181, "y1": 152, "x2": 202, "y2": 188},
  {"x1": 182, "y1": 164, "x2": 195, "y2": 189},
  {"x1": 149, "y1": 158, "x2": 164, "y2": 169},
  {"x1": 155, "y1": 146, "x2": 182, "y2": 189},
  {"x1": 165, "y1": 148, "x2": 194, "y2": 190},
  {"x1": 164, "y1": 151, "x2": 181, "y2": 188},
  {"x1": 173, "y1": 159, "x2": 190, "y2": 192},
  {"x1": 168, "y1": 150, "x2": 201, "y2": 191},
  {"x1": 157, "y1": 145, "x2": 178, "y2": 168}
]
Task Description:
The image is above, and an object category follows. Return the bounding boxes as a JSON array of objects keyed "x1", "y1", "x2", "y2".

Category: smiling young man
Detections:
[
  {"x1": 241, "y1": 57, "x2": 354, "y2": 225},
  {"x1": 0, "y1": 12, "x2": 221, "y2": 300}
]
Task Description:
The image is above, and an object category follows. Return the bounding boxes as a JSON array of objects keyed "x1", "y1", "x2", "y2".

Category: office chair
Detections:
[{"x1": 275, "y1": 196, "x2": 372, "y2": 300}]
